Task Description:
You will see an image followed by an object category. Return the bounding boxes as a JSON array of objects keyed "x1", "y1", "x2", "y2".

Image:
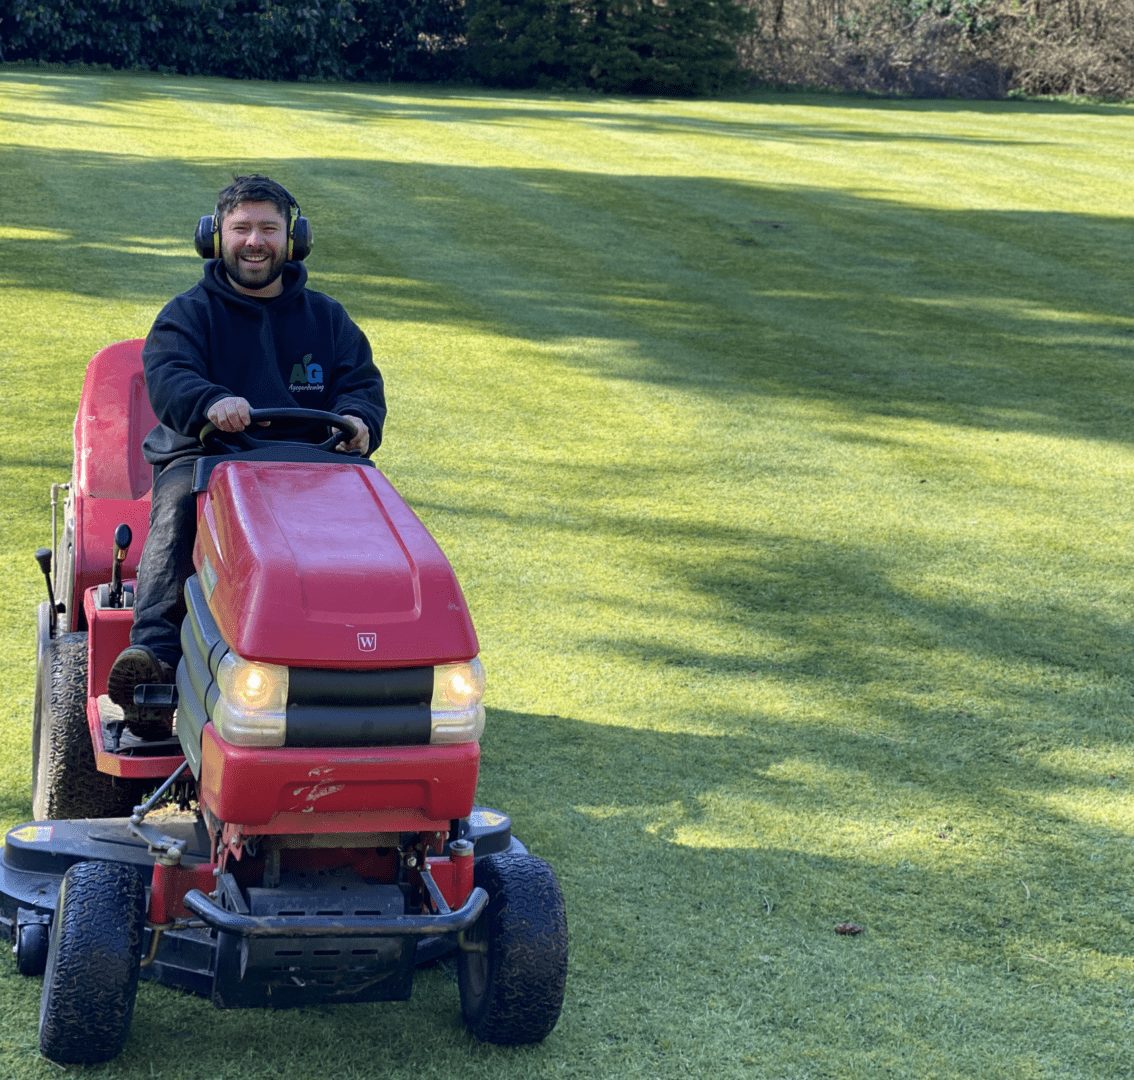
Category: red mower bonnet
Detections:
[{"x1": 194, "y1": 460, "x2": 480, "y2": 669}]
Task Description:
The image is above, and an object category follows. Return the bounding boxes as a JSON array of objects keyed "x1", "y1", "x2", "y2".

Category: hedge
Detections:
[{"x1": 0, "y1": 0, "x2": 750, "y2": 92}]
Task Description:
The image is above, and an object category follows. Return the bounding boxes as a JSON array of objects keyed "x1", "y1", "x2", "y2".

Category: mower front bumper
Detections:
[
  {"x1": 183, "y1": 879, "x2": 489, "y2": 1008},
  {"x1": 183, "y1": 884, "x2": 488, "y2": 937}
]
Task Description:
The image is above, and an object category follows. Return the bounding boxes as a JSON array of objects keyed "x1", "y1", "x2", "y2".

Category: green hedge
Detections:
[
  {"x1": 464, "y1": 0, "x2": 751, "y2": 93},
  {"x1": 0, "y1": 0, "x2": 750, "y2": 92},
  {"x1": 0, "y1": 0, "x2": 465, "y2": 83}
]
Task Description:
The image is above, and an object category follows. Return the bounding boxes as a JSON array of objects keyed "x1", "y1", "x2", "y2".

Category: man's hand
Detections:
[
  {"x1": 207, "y1": 396, "x2": 253, "y2": 432},
  {"x1": 336, "y1": 415, "x2": 370, "y2": 454}
]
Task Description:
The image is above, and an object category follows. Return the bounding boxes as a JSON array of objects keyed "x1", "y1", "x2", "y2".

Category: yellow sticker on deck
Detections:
[
  {"x1": 471, "y1": 811, "x2": 506, "y2": 828},
  {"x1": 9, "y1": 826, "x2": 54, "y2": 844}
]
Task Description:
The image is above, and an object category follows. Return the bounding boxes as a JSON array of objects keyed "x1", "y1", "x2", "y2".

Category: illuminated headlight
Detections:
[
  {"x1": 211, "y1": 653, "x2": 288, "y2": 746},
  {"x1": 431, "y1": 658, "x2": 486, "y2": 744}
]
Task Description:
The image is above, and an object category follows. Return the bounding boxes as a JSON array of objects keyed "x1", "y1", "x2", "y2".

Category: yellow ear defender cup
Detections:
[
  {"x1": 288, "y1": 207, "x2": 312, "y2": 261},
  {"x1": 193, "y1": 193, "x2": 311, "y2": 261}
]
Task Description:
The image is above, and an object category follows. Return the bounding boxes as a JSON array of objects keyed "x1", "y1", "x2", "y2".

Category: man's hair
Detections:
[{"x1": 215, "y1": 174, "x2": 294, "y2": 224}]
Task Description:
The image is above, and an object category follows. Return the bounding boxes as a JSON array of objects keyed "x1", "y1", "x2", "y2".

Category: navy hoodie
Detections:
[{"x1": 141, "y1": 259, "x2": 386, "y2": 466}]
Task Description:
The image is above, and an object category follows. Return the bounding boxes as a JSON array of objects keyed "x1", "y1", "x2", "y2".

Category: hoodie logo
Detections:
[{"x1": 289, "y1": 354, "x2": 325, "y2": 392}]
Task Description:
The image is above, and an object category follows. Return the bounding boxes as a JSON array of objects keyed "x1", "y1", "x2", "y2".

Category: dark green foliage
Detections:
[
  {"x1": 464, "y1": 0, "x2": 581, "y2": 88},
  {"x1": 341, "y1": 0, "x2": 466, "y2": 81},
  {"x1": 3, "y1": 0, "x2": 1132, "y2": 95},
  {"x1": 0, "y1": 0, "x2": 465, "y2": 83},
  {"x1": 465, "y1": 0, "x2": 752, "y2": 93},
  {"x1": 0, "y1": 0, "x2": 751, "y2": 93}
]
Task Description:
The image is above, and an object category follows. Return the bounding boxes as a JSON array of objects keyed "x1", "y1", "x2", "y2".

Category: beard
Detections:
[{"x1": 222, "y1": 246, "x2": 288, "y2": 292}]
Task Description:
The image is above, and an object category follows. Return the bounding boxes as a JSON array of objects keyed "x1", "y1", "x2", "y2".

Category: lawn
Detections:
[{"x1": 0, "y1": 68, "x2": 1132, "y2": 1078}]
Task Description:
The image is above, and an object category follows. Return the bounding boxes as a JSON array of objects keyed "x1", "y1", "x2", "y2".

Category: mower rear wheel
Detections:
[
  {"x1": 32, "y1": 629, "x2": 147, "y2": 819},
  {"x1": 458, "y1": 852, "x2": 568, "y2": 1044},
  {"x1": 39, "y1": 861, "x2": 146, "y2": 1065}
]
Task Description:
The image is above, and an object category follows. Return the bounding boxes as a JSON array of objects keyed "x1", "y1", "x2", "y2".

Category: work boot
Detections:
[{"x1": 107, "y1": 645, "x2": 175, "y2": 740}]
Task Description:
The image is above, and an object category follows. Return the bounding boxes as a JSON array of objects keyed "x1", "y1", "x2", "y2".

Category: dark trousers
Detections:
[{"x1": 129, "y1": 459, "x2": 198, "y2": 668}]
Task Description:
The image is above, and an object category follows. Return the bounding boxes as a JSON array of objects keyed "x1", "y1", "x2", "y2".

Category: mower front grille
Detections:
[
  {"x1": 211, "y1": 875, "x2": 417, "y2": 1007},
  {"x1": 180, "y1": 574, "x2": 435, "y2": 751},
  {"x1": 286, "y1": 666, "x2": 431, "y2": 747}
]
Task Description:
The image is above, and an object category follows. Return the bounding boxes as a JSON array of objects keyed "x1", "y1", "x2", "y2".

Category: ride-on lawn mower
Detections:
[{"x1": 6, "y1": 340, "x2": 567, "y2": 1065}]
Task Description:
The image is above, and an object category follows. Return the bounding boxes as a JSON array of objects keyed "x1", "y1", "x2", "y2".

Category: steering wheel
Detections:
[{"x1": 198, "y1": 408, "x2": 359, "y2": 453}]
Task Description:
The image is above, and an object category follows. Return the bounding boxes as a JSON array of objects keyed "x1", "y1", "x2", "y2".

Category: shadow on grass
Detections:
[
  {"x1": 5, "y1": 68, "x2": 1132, "y2": 137},
  {"x1": 412, "y1": 460, "x2": 1131, "y2": 961},
  {"x1": 2, "y1": 456, "x2": 71, "y2": 471},
  {"x1": 3, "y1": 69, "x2": 1130, "y2": 901},
  {"x1": 2, "y1": 128, "x2": 1132, "y2": 443},
  {"x1": 488, "y1": 703, "x2": 1132, "y2": 972}
]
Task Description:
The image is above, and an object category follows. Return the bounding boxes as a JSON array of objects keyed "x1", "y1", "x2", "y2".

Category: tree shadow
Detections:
[
  {"x1": 404, "y1": 453, "x2": 1133, "y2": 975},
  {"x1": 3, "y1": 139, "x2": 1131, "y2": 445},
  {"x1": 487, "y1": 704, "x2": 1133, "y2": 967},
  {"x1": 5, "y1": 68, "x2": 1131, "y2": 140}
]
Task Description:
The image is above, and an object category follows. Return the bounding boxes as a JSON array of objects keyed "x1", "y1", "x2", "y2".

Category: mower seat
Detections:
[{"x1": 67, "y1": 339, "x2": 156, "y2": 624}]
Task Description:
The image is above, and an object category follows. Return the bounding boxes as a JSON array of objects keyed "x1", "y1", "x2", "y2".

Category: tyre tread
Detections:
[
  {"x1": 33, "y1": 632, "x2": 146, "y2": 819},
  {"x1": 39, "y1": 860, "x2": 147, "y2": 1065},
  {"x1": 459, "y1": 852, "x2": 568, "y2": 1044}
]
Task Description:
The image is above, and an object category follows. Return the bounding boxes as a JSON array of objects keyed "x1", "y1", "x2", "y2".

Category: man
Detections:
[{"x1": 107, "y1": 174, "x2": 386, "y2": 738}]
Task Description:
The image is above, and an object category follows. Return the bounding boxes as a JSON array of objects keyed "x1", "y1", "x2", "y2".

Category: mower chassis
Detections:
[{"x1": 0, "y1": 808, "x2": 526, "y2": 1003}]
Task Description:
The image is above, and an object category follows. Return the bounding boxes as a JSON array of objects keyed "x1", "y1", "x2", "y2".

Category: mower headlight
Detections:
[
  {"x1": 430, "y1": 658, "x2": 486, "y2": 744},
  {"x1": 211, "y1": 653, "x2": 288, "y2": 746}
]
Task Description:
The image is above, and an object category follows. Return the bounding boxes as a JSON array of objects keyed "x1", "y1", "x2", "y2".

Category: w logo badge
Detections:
[{"x1": 357, "y1": 633, "x2": 377, "y2": 652}]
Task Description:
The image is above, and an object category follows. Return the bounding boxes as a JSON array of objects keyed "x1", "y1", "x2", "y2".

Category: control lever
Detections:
[
  {"x1": 34, "y1": 548, "x2": 63, "y2": 635},
  {"x1": 108, "y1": 523, "x2": 132, "y2": 609}
]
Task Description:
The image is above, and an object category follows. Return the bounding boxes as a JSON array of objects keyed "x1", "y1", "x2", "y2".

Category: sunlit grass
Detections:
[{"x1": 0, "y1": 67, "x2": 1132, "y2": 1078}]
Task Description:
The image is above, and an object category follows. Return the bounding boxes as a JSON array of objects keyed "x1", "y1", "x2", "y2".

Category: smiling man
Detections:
[
  {"x1": 220, "y1": 198, "x2": 290, "y2": 295},
  {"x1": 106, "y1": 174, "x2": 386, "y2": 738}
]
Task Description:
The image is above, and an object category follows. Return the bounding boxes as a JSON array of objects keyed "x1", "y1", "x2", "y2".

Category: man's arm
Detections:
[
  {"x1": 144, "y1": 308, "x2": 235, "y2": 436},
  {"x1": 327, "y1": 312, "x2": 386, "y2": 456}
]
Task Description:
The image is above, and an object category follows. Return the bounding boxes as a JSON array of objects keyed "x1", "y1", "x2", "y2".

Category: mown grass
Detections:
[{"x1": 0, "y1": 70, "x2": 1132, "y2": 1078}]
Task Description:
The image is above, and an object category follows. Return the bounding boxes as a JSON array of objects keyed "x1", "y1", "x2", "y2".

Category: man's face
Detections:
[{"x1": 219, "y1": 200, "x2": 289, "y2": 295}]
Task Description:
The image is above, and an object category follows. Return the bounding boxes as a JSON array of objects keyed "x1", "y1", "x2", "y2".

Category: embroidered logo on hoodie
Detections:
[{"x1": 289, "y1": 354, "x2": 325, "y2": 392}]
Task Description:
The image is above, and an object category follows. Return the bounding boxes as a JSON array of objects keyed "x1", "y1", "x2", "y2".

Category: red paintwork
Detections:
[
  {"x1": 148, "y1": 861, "x2": 217, "y2": 924},
  {"x1": 427, "y1": 853, "x2": 475, "y2": 910},
  {"x1": 84, "y1": 591, "x2": 132, "y2": 699},
  {"x1": 194, "y1": 460, "x2": 479, "y2": 668},
  {"x1": 197, "y1": 724, "x2": 479, "y2": 834},
  {"x1": 88, "y1": 693, "x2": 185, "y2": 779},
  {"x1": 82, "y1": 590, "x2": 184, "y2": 779},
  {"x1": 70, "y1": 341, "x2": 484, "y2": 835},
  {"x1": 68, "y1": 340, "x2": 155, "y2": 628},
  {"x1": 68, "y1": 342, "x2": 181, "y2": 780}
]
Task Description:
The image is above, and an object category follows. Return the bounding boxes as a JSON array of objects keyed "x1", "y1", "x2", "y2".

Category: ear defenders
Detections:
[{"x1": 194, "y1": 190, "x2": 312, "y2": 261}]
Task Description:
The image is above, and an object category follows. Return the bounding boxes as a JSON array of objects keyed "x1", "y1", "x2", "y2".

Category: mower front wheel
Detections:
[
  {"x1": 39, "y1": 860, "x2": 147, "y2": 1065},
  {"x1": 458, "y1": 852, "x2": 568, "y2": 1044}
]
